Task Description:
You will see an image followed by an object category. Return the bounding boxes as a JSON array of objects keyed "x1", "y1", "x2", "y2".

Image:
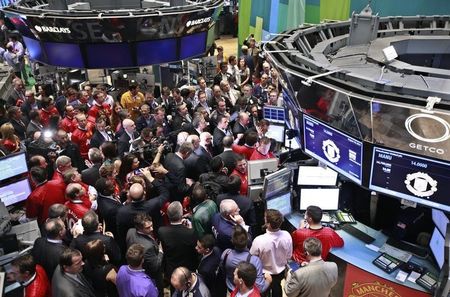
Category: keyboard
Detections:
[
  {"x1": 386, "y1": 238, "x2": 428, "y2": 258},
  {"x1": 341, "y1": 224, "x2": 375, "y2": 244}
]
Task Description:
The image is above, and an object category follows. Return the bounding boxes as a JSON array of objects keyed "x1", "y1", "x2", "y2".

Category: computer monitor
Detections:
[
  {"x1": 0, "y1": 152, "x2": 28, "y2": 181},
  {"x1": 430, "y1": 227, "x2": 445, "y2": 269},
  {"x1": 247, "y1": 158, "x2": 278, "y2": 185},
  {"x1": 266, "y1": 124, "x2": 285, "y2": 143},
  {"x1": 266, "y1": 192, "x2": 292, "y2": 216},
  {"x1": 263, "y1": 105, "x2": 285, "y2": 124},
  {"x1": 262, "y1": 168, "x2": 291, "y2": 200},
  {"x1": 297, "y1": 166, "x2": 338, "y2": 186},
  {"x1": 299, "y1": 188, "x2": 340, "y2": 211},
  {"x1": 433, "y1": 209, "x2": 450, "y2": 236},
  {"x1": 0, "y1": 178, "x2": 32, "y2": 207}
]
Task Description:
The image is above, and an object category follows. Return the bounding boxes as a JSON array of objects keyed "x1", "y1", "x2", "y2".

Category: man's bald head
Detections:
[{"x1": 129, "y1": 183, "x2": 144, "y2": 201}]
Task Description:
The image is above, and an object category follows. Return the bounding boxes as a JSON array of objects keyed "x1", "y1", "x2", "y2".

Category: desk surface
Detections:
[{"x1": 286, "y1": 212, "x2": 438, "y2": 293}]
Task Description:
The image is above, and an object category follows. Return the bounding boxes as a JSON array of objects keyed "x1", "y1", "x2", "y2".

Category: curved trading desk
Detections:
[{"x1": 286, "y1": 212, "x2": 438, "y2": 295}]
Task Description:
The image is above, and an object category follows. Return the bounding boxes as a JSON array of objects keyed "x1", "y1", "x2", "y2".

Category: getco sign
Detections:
[{"x1": 405, "y1": 113, "x2": 450, "y2": 156}]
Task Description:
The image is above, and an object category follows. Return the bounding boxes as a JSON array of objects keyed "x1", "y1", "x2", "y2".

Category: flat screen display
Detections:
[
  {"x1": 263, "y1": 168, "x2": 291, "y2": 199},
  {"x1": 180, "y1": 32, "x2": 207, "y2": 60},
  {"x1": 43, "y1": 42, "x2": 84, "y2": 68},
  {"x1": 299, "y1": 188, "x2": 340, "y2": 211},
  {"x1": 22, "y1": 36, "x2": 46, "y2": 63},
  {"x1": 266, "y1": 192, "x2": 292, "y2": 216},
  {"x1": 432, "y1": 209, "x2": 449, "y2": 236},
  {"x1": 247, "y1": 158, "x2": 278, "y2": 185},
  {"x1": 263, "y1": 106, "x2": 285, "y2": 124},
  {"x1": 86, "y1": 43, "x2": 133, "y2": 68},
  {"x1": 298, "y1": 166, "x2": 338, "y2": 186},
  {"x1": 136, "y1": 38, "x2": 177, "y2": 66},
  {"x1": 266, "y1": 124, "x2": 285, "y2": 143},
  {"x1": 0, "y1": 178, "x2": 31, "y2": 207},
  {"x1": 0, "y1": 152, "x2": 28, "y2": 181},
  {"x1": 430, "y1": 227, "x2": 444, "y2": 269},
  {"x1": 303, "y1": 115, "x2": 363, "y2": 184},
  {"x1": 370, "y1": 147, "x2": 450, "y2": 212}
]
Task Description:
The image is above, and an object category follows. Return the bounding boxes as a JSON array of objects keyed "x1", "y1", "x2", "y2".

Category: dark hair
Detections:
[
  {"x1": 82, "y1": 211, "x2": 99, "y2": 234},
  {"x1": 84, "y1": 239, "x2": 105, "y2": 267},
  {"x1": 227, "y1": 175, "x2": 241, "y2": 194},
  {"x1": 178, "y1": 142, "x2": 193, "y2": 155},
  {"x1": 126, "y1": 244, "x2": 145, "y2": 268},
  {"x1": 134, "y1": 213, "x2": 152, "y2": 231},
  {"x1": 60, "y1": 248, "x2": 82, "y2": 271},
  {"x1": 199, "y1": 234, "x2": 215, "y2": 250},
  {"x1": 12, "y1": 254, "x2": 36, "y2": 275},
  {"x1": 118, "y1": 153, "x2": 137, "y2": 183},
  {"x1": 48, "y1": 204, "x2": 68, "y2": 219},
  {"x1": 210, "y1": 156, "x2": 224, "y2": 173},
  {"x1": 45, "y1": 218, "x2": 64, "y2": 239},
  {"x1": 30, "y1": 166, "x2": 47, "y2": 183},
  {"x1": 100, "y1": 142, "x2": 117, "y2": 160},
  {"x1": 7, "y1": 106, "x2": 20, "y2": 119},
  {"x1": 231, "y1": 225, "x2": 248, "y2": 250},
  {"x1": 40, "y1": 97, "x2": 54, "y2": 109},
  {"x1": 95, "y1": 177, "x2": 115, "y2": 196},
  {"x1": 222, "y1": 135, "x2": 233, "y2": 148},
  {"x1": 303, "y1": 237, "x2": 322, "y2": 257},
  {"x1": 192, "y1": 183, "x2": 207, "y2": 203},
  {"x1": 306, "y1": 205, "x2": 323, "y2": 224},
  {"x1": 244, "y1": 131, "x2": 258, "y2": 146},
  {"x1": 265, "y1": 209, "x2": 283, "y2": 230},
  {"x1": 29, "y1": 155, "x2": 45, "y2": 167},
  {"x1": 29, "y1": 110, "x2": 40, "y2": 121},
  {"x1": 236, "y1": 261, "x2": 257, "y2": 288}
]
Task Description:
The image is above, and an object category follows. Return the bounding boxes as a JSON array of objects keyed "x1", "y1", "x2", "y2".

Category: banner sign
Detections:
[{"x1": 343, "y1": 264, "x2": 431, "y2": 297}]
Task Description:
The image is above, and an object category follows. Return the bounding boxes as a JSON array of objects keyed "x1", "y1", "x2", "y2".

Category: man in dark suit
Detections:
[
  {"x1": 163, "y1": 142, "x2": 194, "y2": 200},
  {"x1": 135, "y1": 104, "x2": 152, "y2": 132},
  {"x1": 8, "y1": 106, "x2": 28, "y2": 140},
  {"x1": 195, "y1": 132, "x2": 213, "y2": 167},
  {"x1": 81, "y1": 148, "x2": 103, "y2": 187},
  {"x1": 155, "y1": 86, "x2": 173, "y2": 115},
  {"x1": 171, "y1": 102, "x2": 192, "y2": 132},
  {"x1": 54, "y1": 129, "x2": 86, "y2": 171},
  {"x1": 7, "y1": 78, "x2": 26, "y2": 107},
  {"x1": 26, "y1": 110, "x2": 44, "y2": 139},
  {"x1": 213, "y1": 115, "x2": 231, "y2": 155},
  {"x1": 116, "y1": 178, "x2": 169, "y2": 254},
  {"x1": 158, "y1": 201, "x2": 198, "y2": 291},
  {"x1": 31, "y1": 219, "x2": 67, "y2": 280},
  {"x1": 95, "y1": 178, "x2": 122, "y2": 237},
  {"x1": 196, "y1": 234, "x2": 222, "y2": 295},
  {"x1": 117, "y1": 118, "x2": 139, "y2": 156},
  {"x1": 52, "y1": 248, "x2": 96, "y2": 297},
  {"x1": 216, "y1": 175, "x2": 256, "y2": 227},
  {"x1": 70, "y1": 211, "x2": 121, "y2": 266},
  {"x1": 218, "y1": 136, "x2": 239, "y2": 174},
  {"x1": 232, "y1": 112, "x2": 250, "y2": 140},
  {"x1": 20, "y1": 90, "x2": 41, "y2": 121},
  {"x1": 184, "y1": 135, "x2": 209, "y2": 181},
  {"x1": 89, "y1": 117, "x2": 114, "y2": 149},
  {"x1": 55, "y1": 87, "x2": 78, "y2": 116}
]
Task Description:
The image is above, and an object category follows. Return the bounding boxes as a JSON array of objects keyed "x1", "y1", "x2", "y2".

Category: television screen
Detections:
[
  {"x1": 262, "y1": 168, "x2": 291, "y2": 199},
  {"x1": 0, "y1": 178, "x2": 31, "y2": 207},
  {"x1": 136, "y1": 38, "x2": 178, "y2": 66},
  {"x1": 180, "y1": 32, "x2": 207, "y2": 60},
  {"x1": 263, "y1": 106, "x2": 285, "y2": 124},
  {"x1": 0, "y1": 152, "x2": 28, "y2": 181},
  {"x1": 86, "y1": 43, "x2": 133, "y2": 68},
  {"x1": 247, "y1": 158, "x2": 278, "y2": 185},
  {"x1": 266, "y1": 192, "x2": 292, "y2": 216},
  {"x1": 370, "y1": 147, "x2": 450, "y2": 212},
  {"x1": 43, "y1": 42, "x2": 84, "y2": 68},
  {"x1": 432, "y1": 209, "x2": 449, "y2": 236},
  {"x1": 298, "y1": 166, "x2": 338, "y2": 186},
  {"x1": 303, "y1": 115, "x2": 363, "y2": 184},
  {"x1": 266, "y1": 124, "x2": 285, "y2": 143},
  {"x1": 299, "y1": 188, "x2": 340, "y2": 210},
  {"x1": 430, "y1": 227, "x2": 445, "y2": 269}
]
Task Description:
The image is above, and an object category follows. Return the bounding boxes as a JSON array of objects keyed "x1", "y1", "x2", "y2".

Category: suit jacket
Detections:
[
  {"x1": 59, "y1": 143, "x2": 86, "y2": 171},
  {"x1": 89, "y1": 129, "x2": 114, "y2": 148},
  {"x1": 52, "y1": 265, "x2": 96, "y2": 297},
  {"x1": 213, "y1": 127, "x2": 227, "y2": 155},
  {"x1": 31, "y1": 238, "x2": 67, "y2": 280},
  {"x1": 216, "y1": 193, "x2": 256, "y2": 226},
  {"x1": 70, "y1": 232, "x2": 121, "y2": 266},
  {"x1": 194, "y1": 146, "x2": 213, "y2": 167},
  {"x1": 135, "y1": 115, "x2": 152, "y2": 132},
  {"x1": 21, "y1": 100, "x2": 41, "y2": 120},
  {"x1": 218, "y1": 149, "x2": 238, "y2": 174},
  {"x1": 163, "y1": 153, "x2": 191, "y2": 200},
  {"x1": 26, "y1": 121, "x2": 43, "y2": 139},
  {"x1": 171, "y1": 114, "x2": 192, "y2": 132},
  {"x1": 158, "y1": 224, "x2": 198, "y2": 278},
  {"x1": 284, "y1": 260, "x2": 338, "y2": 297},
  {"x1": 97, "y1": 194, "x2": 122, "y2": 237},
  {"x1": 184, "y1": 152, "x2": 209, "y2": 181},
  {"x1": 117, "y1": 131, "x2": 139, "y2": 156},
  {"x1": 232, "y1": 121, "x2": 248, "y2": 144},
  {"x1": 9, "y1": 118, "x2": 28, "y2": 140},
  {"x1": 81, "y1": 163, "x2": 101, "y2": 187}
]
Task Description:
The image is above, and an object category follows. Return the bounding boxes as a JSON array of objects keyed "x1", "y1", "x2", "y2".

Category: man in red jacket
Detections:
[
  {"x1": 71, "y1": 113, "x2": 92, "y2": 159},
  {"x1": 88, "y1": 90, "x2": 111, "y2": 125},
  {"x1": 59, "y1": 104, "x2": 77, "y2": 133},
  {"x1": 64, "y1": 183, "x2": 91, "y2": 230},
  {"x1": 9, "y1": 254, "x2": 51, "y2": 297}
]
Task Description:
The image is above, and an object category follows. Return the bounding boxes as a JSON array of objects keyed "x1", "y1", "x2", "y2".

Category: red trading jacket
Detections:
[
  {"x1": 71, "y1": 127, "x2": 92, "y2": 159},
  {"x1": 24, "y1": 265, "x2": 51, "y2": 297},
  {"x1": 65, "y1": 200, "x2": 90, "y2": 230},
  {"x1": 39, "y1": 107, "x2": 59, "y2": 127},
  {"x1": 231, "y1": 144, "x2": 255, "y2": 160},
  {"x1": 59, "y1": 116, "x2": 76, "y2": 133},
  {"x1": 230, "y1": 286, "x2": 261, "y2": 297},
  {"x1": 249, "y1": 149, "x2": 275, "y2": 160},
  {"x1": 231, "y1": 169, "x2": 248, "y2": 196},
  {"x1": 88, "y1": 103, "x2": 111, "y2": 121}
]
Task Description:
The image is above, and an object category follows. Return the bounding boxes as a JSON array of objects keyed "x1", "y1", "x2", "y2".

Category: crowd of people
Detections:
[{"x1": 0, "y1": 40, "x2": 344, "y2": 297}]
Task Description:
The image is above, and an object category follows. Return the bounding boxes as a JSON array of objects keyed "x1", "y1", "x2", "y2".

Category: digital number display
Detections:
[
  {"x1": 303, "y1": 115, "x2": 363, "y2": 184},
  {"x1": 370, "y1": 146, "x2": 450, "y2": 211}
]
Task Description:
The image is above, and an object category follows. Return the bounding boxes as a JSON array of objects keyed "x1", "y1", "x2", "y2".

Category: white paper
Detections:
[
  {"x1": 408, "y1": 271, "x2": 421, "y2": 283},
  {"x1": 396, "y1": 270, "x2": 408, "y2": 282},
  {"x1": 365, "y1": 244, "x2": 380, "y2": 252}
]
